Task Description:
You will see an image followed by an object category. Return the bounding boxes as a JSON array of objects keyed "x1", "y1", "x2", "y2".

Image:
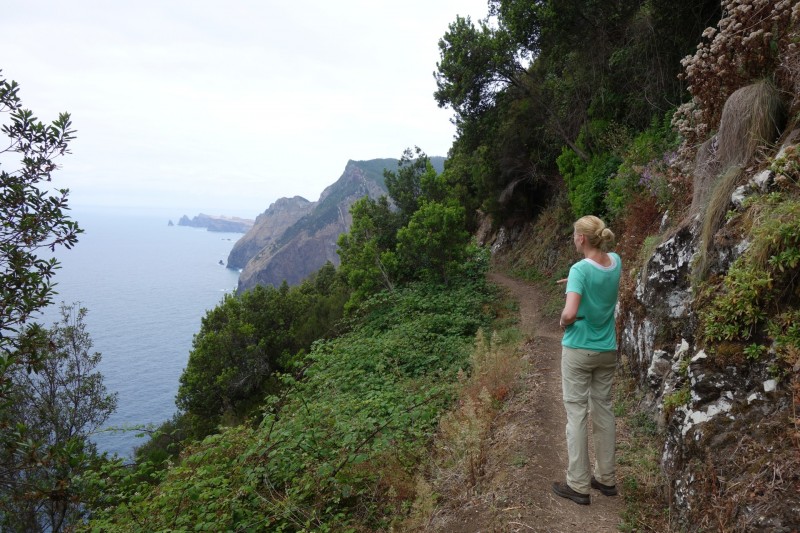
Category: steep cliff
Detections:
[
  {"x1": 235, "y1": 159, "x2": 396, "y2": 292},
  {"x1": 226, "y1": 196, "x2": 313, "y2": 270}
]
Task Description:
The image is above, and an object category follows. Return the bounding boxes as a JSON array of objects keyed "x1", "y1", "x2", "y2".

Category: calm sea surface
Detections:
[{"x1": 39, "y1": 210, "x2": 241, "y2": 458}]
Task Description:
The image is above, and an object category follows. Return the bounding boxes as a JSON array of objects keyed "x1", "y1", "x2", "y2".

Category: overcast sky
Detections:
[{"x1": 1, "y1": 1, "x2": 488, "y2": 219}]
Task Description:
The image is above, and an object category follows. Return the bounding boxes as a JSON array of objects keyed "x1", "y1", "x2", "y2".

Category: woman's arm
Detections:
[{"x1": 560, "y1": 292, "x2": 581, "y2": 329}]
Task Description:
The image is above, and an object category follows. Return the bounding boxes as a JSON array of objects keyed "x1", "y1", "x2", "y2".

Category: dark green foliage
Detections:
[
  {"x1": 84, "y1": 273, "x2": 492, "y2": 531},
  {"x1": 176, "y1": 263, "x2": 349, "y2": 436},
  {"x1": 434, "y1": 14, "x2": 526, "y2": 122},
  {"x1": 604, "y1": 112, "x2": 681, "y2": 221},
  {"x1": 700, "y1": 199, "x2": 800, "y2": 362},
  {"x1": 337, "y1": 195, "x2": 400, "y2": 309},
  {"x1": 395, "y1": 200, "x2": 471, "y2": 284},
  {"x1": 606, "y1": 0, "x2": 721, "y2": 126},
  {"x1": 133, "y1": 411, "x2": 191, "y2": 467},
  {"x1": 1, "y1": 304, "x2": 116, "y2": 532},
  {"x1": 0, "y1": 73, "x2": 95, "y2": 533},
  {"x1": 558, "y1": 148, "x2": 621, "y2": 218},
  {"x1": 488, "y1": 0, "x2": 543, "y2": 55},
  {"x1": 339, "y1": 148, "x2": 480, "y2": 309},
  {"x1": 433, "y1": 0, "x2": 721, "y2": 224},
  {"x1": 384, "y1": 147, "x2": 443, "y2": 224},
  {"x1": 1, "y1": 72, "x2": 80, "y2": 400}
]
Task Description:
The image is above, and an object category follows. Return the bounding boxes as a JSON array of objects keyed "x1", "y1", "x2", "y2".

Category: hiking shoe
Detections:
[
  {"x1": 591, "y1": 476, "x2": 618, "y2": 496},
  {"x1": 551, "y1": 481, "x2": 590, "y2": 505}
]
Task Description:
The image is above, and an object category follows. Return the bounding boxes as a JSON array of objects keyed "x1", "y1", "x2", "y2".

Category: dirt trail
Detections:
[{"x1": 433, "y1": 272, "x2": 623, "y2": 532}]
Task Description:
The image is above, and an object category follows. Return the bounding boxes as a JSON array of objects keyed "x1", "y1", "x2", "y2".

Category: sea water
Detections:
[{"x1": 38, "y1": 209, "x2": 242, "y2": 458}]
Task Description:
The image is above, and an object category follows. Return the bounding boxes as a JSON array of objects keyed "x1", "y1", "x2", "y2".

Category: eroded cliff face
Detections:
[
  {"x1": 237, "y1": 220, "x2": 343, "y2": 289},
  {"x1": 620, "y1": 143, "x2": 799, "y2": 530},
  {"x1": 235, "y1": 160, "x2": 390, "y2": 292},
  {"x1": 226, "y1": 196, "x2": 313, "y2": 270},
  {"x1": 621, "y1": 222, "x2": 697, "y2": 384}
]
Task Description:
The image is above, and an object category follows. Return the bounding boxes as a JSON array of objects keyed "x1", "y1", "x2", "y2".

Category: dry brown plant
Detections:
[
  {"x1": 696, "y1": 165, "x2": 744, "y2": 278},
  {"x1": 613, "y1": 370, "x2": 671, "y2": 532},
  {"x1": 693, "y1": 136, "x2": 721, "y2": 209},
  {"x1": 401, "y1": 328, "x2": 523, "y2": 530},
  {"x1": 693, "y1": 80, "x2": 784, "y2": 278},
  {"x1": 685, "y1": 400, "x2": 800, "y2": 533},
  {"x1": 673, "y1": 0, "x2": 797, "y2": 153},
  {"x1": 717, "y1": 80, "x2": 785, "y2": 168}
]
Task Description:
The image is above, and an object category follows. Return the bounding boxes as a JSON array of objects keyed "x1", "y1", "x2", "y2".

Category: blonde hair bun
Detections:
[{"x1": 574, "y1": 215, "x2": 615, "y2": 251}]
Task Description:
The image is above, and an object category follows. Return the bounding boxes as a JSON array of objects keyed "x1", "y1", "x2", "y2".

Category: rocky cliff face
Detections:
[
  {"x1": 235, "y1": 159, "x2": 393, "y2": 292},
  {"x1": 226, "y1": 196, "x2": 313, "y2": 270},
  {"x1": 620, "y1": 133, "x2": 799, "y2": 530}
]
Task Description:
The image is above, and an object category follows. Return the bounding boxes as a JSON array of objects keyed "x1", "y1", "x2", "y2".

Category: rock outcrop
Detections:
[
  {"x1": 621, "y1": 216, "x2": 798, "y2": 529},
  {"x1": 178, "y1": 213, "x2": 254, "y2": 233},
  {"x1": 235, "y1": 159, "x2": 396, "y2": 292},
  {"x1": 226, "y1": 196, "x2": 314, "y2": 270},
  {"x1": 619, "y1": 130, "x2": 799, "y2": 529}
]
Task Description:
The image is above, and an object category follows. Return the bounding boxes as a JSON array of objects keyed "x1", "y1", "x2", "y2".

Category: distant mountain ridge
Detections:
[{"x1": 232, "y1": 156, "x2": 445, "y2": 292}]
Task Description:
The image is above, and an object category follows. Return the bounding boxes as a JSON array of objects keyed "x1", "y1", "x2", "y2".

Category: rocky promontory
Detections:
[
  {"x1": 177, "y1": 213, "x2": 254, "y2": 233},
  {"x1": 234, "y1": 159, "x2": 395, "y2": 291},
  {"x1": 231, "y1": 156, "x2": 446, "y2": 292}
]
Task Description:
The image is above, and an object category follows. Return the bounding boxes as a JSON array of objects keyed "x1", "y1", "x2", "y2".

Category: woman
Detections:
[{"x1": 551, "y1": 215, "x2": 621, "y2": 505}]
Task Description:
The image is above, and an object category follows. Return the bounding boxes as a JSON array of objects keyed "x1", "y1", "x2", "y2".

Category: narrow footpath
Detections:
[{"x1": 433, "y1": 272, "x2": 623, "y2": 532}]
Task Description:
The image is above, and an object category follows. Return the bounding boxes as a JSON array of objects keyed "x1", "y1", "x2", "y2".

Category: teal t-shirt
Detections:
[{"x1": 561, "y1": 252, "x2": 621, "y2": 351}]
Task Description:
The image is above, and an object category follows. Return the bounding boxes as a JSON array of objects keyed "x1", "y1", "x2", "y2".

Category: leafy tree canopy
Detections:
[
  {"x1": 0, "y1": 71, "x2": 80, "y2": 400},
  {"x1": 434, "y1": 0, "x2": 720, "y2": 222},
  {"x1": 339, "y1": 148, "x2": 477, "y2": 309},
  {"x1": 176, "y1": 263, "x2": 349, "y2": 437},
  {"x1": 1, "y1": 304, "x2": 115, "y2": 532},
  {"x1": 434, "y1": 14, "x2": 528, "y2": 123}
]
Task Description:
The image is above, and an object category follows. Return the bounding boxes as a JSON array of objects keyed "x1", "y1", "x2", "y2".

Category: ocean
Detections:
[{"x1": 38, "y1": 209, "x2": 242, "y2": 458}]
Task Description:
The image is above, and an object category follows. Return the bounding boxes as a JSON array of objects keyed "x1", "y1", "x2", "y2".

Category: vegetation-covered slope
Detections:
[
  {"x1": 4, "y1": 0, "x2": 799, "y2": 531},
  {"x1": 86, "y1": 272, "x2": 494, "y2": 531},
  {"x1": 233, "y1": 156, "x2": 447, "y2": 292}
]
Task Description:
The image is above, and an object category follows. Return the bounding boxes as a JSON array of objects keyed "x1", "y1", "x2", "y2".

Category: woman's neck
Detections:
[{"x1": 583, "y1": 247, "x2": 610, "y2": 266}]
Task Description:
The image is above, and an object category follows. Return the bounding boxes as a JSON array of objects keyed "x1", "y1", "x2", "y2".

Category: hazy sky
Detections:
[{"x1": 1, "y1": 1, "x2": 488, "y2": 219}]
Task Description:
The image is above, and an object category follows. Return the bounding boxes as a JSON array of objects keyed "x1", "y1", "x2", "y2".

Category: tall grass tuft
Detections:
[
  {"x1": 695, "y1": 165, "x2": 744, "y2": 278},
  {"x1": 717, "y1": 80, "x2": 784, "y2": 168},
  {"x1": 694, "y1": 80, "x2": 786, "y2": 279}
]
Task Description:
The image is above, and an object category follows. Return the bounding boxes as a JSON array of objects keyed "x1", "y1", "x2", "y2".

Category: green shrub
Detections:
[
  {"x1": 84, "y1": 278, "x2": 492, "y2": 531},
  {"x1": 766, "y1": 310, "x2": 800, "y2": 368},
  {"x1": 701, "y1": 262, "x2": 772, "y2": 342},
  {"x1": 663, "y1": 386, "x2": 691, "y2": 418},
  {"x1": 558, "y1": 148, "x2": 621, "y2": 218},
  {"x1": 770, "y1": 144, "x2": 800, "y2": 186},
  {"x1": 700, "y1": 199, "x2": 800, "y2": 349},
  {"x1": 743, "y1": 343, "x2": 767, "y2": 361},
  {"x1": 395, "y1": 200, "x2": 471, "y2": 284},
  {"x1": 176, "y1": 263, "x2": 349, "y2": 437},
  {"x1": 605, "y1": 113, "x2": 680, "y2": 221}
]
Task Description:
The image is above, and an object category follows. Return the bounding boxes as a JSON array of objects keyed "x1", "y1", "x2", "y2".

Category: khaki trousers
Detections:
[{"x1": 561, "y1": 346, "x2": 617, "y2": 494}]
